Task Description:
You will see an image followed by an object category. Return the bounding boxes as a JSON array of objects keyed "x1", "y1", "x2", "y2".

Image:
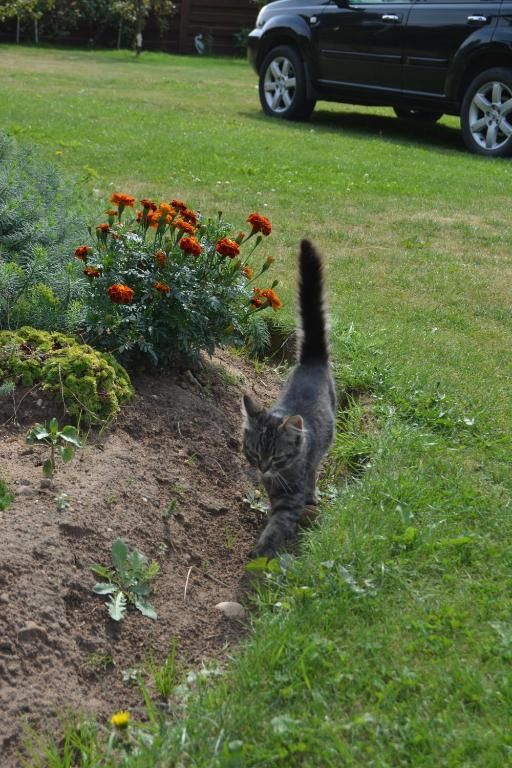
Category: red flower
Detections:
[
  {"x1": 252, "y1": 287, "x2": 283, "y2": 310},
  {"x1": 242, "y1": 266, "x2": 254, "y2": 279},
  {"x1": 159, "y1": 202, "x2": 177, "y2": 217},
  {"x1": 107, "y1": 284, "x2": 134, "y2": 304},
  {"x1": 182, "y1": 208, "x2": 198, "y2": 226},
  {"x1": 179, "y1": 236, "x2": 203, "y2": 256},
  {"x1": 96, "y1": 223, "x2": 110, "y2": 233},
  {"x1": 83, "y1": 266, "x2": 101, "y2": 278},
  {"x1": 75, "y1": 245, "x2": 92, "y2": 260},
  {"x1": 140, "y1": 198, "x2": 157, "y2": 210},
  {"x1": 154, "y1": 249, "x2": 167, "y2": 266},
  {"x1": 171, "y1": 198, "x2": 187, "y2": 212},
  {"x1": 215, "y1": 237, "x2": 240, "y2": 258},
  {"x1": 172, "y1": 218, "x2": 196, "y2": 235},
  {"x1": 154, "y1": 281, "x2": 171, "y2": 294},
  {"x1": 110, "y1": 192, "x2": 135, "y2": 208},
  {"x1": 247, "y1": 212, "x2": 272, "y2": 236}
]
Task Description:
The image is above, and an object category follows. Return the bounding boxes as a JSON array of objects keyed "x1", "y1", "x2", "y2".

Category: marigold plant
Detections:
[{"x1": 78, "y1": 196, "x2": 281, "y2": 367}]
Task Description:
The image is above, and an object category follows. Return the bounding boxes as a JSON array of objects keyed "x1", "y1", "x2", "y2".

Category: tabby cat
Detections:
[{"x1": 242, "y1": 239, "x2": 336, "y2": 558}]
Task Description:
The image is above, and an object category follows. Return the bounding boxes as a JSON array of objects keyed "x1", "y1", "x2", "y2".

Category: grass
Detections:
[{"x1": 1, "y1": 45, "x2": 511, "y2": 767}]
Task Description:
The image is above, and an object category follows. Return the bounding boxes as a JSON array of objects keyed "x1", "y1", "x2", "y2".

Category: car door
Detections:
[
  {"x1": 403, "y1": 0, "x2": 502, "y2": 96},
  {"x1": 313, "y1": 0, "x2": 414, "y2": 92}
]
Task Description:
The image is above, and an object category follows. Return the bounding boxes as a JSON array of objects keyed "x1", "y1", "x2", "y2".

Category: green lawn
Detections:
[{"x1": 2, "y1": 46, "x2": 511, "y2": 766}]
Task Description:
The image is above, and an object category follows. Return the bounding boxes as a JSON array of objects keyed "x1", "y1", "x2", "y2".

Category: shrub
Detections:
[
  {"x1": 0, "y1": 327, "x2": 133, "y2": 424},
  {"x1": 0, "y1": 131, "x2": 88, "y2": 332},
  {"x1": 78, "y1": 194, "x2": 282, "y2": 367}
]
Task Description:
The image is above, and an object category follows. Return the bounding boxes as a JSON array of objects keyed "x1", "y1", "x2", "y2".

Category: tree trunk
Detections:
[
  {"x1": 34, "y1": 18, "x2": 39, "y2": 44},
  {"x1": 16, "y1": 16, "x2": 20, "y2": 44},
  {"x1": 117, "y1": 19, "x2": 123, "y2": 50}
]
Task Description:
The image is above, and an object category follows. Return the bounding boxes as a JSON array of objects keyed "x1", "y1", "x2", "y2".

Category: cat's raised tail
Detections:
[{"x1": 298, "y1": 239, "x2": 329, "y2": 365}]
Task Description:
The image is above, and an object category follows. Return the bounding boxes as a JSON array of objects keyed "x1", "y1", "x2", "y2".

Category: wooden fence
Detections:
[{"x1": 175, "y1": 0, "x2": 258, "y2": 55}]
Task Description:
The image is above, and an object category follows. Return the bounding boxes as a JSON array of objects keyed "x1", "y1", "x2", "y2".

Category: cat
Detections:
[{"x1": 242, "y1": 239, "x2": 336, "y2": 559}]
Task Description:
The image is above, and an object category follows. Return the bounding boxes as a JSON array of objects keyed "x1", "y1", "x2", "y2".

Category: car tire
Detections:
[
  {"x1": 259, "y1": 45, "x2": 316, "y2": 121},
  {"x1": 393, "y1": 107, "x2": 443, "y2": 122},
  {"x1": 461, "y1": 68, "x2": 512, "y2": 157}
]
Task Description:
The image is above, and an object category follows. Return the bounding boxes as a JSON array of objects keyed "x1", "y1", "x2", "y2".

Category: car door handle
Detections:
[
  {"x1": 381, "y1": 14, "x2": 401, "y2": 23},
  {"x1": 467, "y1": 15, "x2": 488, "y2": 23}
]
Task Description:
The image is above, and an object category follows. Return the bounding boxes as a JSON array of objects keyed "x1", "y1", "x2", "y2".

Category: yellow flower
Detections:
[{"x1": 110, "y1": 711, "x2": 130, "y2": 729}]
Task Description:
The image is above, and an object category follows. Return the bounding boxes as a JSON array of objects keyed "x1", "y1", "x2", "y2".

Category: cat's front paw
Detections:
[{"x1": 249, "y1": 543, "x2": 277, "y2": 561}]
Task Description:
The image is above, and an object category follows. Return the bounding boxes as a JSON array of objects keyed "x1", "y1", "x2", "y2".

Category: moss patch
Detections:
[{"x1": 0, "y1": 327, "x2": 133, "y2": 424}]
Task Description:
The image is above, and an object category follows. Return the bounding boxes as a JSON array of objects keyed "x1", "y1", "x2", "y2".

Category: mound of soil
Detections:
[{"x1": 0, "y1": 351, "x2": 281, "y2": 765}]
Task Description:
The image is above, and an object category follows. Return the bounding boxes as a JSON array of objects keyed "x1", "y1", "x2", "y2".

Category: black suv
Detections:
[{"x1": 247, "y1": 0, "x2": 512, "y2": 156}]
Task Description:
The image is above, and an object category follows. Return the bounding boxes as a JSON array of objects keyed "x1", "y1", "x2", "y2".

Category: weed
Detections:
[
  {"x1": 146, "y1": 640, "x2": 180, "y2": 700},
  {"x1": 0, "y1": 478, "x2": 13, "y2": 511},
  {"x1": 163, "y1": 498, "x2": 177, "y2": 519},
  {"x1": 26, "y1": 417, "x2": 83, "y2": 478},
  {"x1": 83, "y1": 652, "x2": 114, "y2": 673},
  {"x1": 104, "y1": 493, "x2": 117, "y2": 508},
  {"x1": 90, "y1": 538, "x2": 160, "y2": 622},
  {"x1": 54, "y1": 493, "x2": 70, "y2": 512}
]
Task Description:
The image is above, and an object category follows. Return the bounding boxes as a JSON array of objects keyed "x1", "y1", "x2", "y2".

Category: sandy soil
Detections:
[{"x1": 0, "y1": 350, "x2": 282, "y2": 766}]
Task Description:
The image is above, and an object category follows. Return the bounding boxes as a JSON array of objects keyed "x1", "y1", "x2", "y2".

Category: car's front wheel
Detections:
[
  {"x1": 259, "y1": 45, "x2": 316, "y2": 121},
  {"x1": 461, "y1": 68, "x2": 512, "y2": 157},
  {"x1": 393, "y1": 107, "x2": 443, "y2": 122}
]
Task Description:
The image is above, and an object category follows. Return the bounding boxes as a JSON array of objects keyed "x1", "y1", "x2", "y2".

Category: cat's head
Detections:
[{"x1": 241, "y1": 394, "x2": 305, "y2": 475}]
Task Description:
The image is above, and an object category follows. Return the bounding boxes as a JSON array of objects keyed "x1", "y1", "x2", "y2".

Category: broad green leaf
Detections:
[
  {"x1": 59, "y1": 445, "x2": 75, "y2": 463},
  {"x1": 26, "y1": 424, "x2": 50, "y2": 442},
  {"x1": 92, "y1": 582, "x2": 116, "y2": 595},
  {"x1": 107, "y1": 590, "x2": 127, "y2": 621},
  {"x1": 60, "y1": 425, "x2": 83, "y2": 447},
  {"x1": 89, "y1": 563, "x2": 113, "y2": 579},
  {"x1": 134, "y1": 598, "x2": 157, "y2": 620},
  {"x1": 112, "y1": 538, "x2": 128, "y2": 578},
  {"x1": 42, "y1": 458, "x2": 54, "y2": 478},
  {"x1": 245, "y1": 556, "x2": 280, "y2": 574}
]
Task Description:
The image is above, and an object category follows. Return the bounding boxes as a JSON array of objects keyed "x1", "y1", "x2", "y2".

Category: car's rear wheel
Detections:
[
  {"x1": 461, "y1": 68, "x2": 512, "y2": 157},
  {"x1": 259, "y1": 45, "x2": 316, "y2": 121},
  {"x1": 393, "y1": 107, "x2": 443, "y2": 122}
]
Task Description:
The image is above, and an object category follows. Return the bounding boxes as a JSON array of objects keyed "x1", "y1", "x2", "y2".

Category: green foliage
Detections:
[
  {"x1": 80, "y1": 196, "x2": 280, "y2": 367},
  {"x1": 0, "y1": 131, "x2": 88, "y2": 333},
  {"x1": 90, "y1": 538, "x2": 160, "y2": 622},
  {"x1": 0, "y1": 478, "x2": 13, "y2": 511},
  {"x1": 26, "y1": 417, "x2": 83, "y2": 478},
  {"x1": 146, "y1": 640, "x2": 180, "y2": 699},
  {"x1": 0, "y1": 327, "x2": 133, "y2": 424}
]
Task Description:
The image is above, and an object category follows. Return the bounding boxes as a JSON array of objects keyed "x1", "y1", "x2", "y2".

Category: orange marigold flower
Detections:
[
  {"x1": 110, "y1": 192, "x2": 135, "y2": 208},
  {"x1": 247, "y1": 212, "x2": 272, "y2": 236},
  {"x1": 140, "y1": 198, "x2": 157, "y2": 211},
  {"x1": 261, "y1": 288, "x2": 283, "y2": 310},
  {"x1": 159, "y1": 202, "x2": 177, "y2": 217},
  {"x1": 104, "y1": 209, "x2": 118, "y2": 217},
  {"x1": 96, "y1": 223, "x2": 110, "y2": 233},
  {"x1": 252, "y1": 287, "x2": 283, "y2": 310},
  {"x1": 136, "y1": 211, "x2": 143, "y2": 223},
  {"x1": 171, "y1": 198, "x2": 187, "y2": 212},
  {"x1": 83, "y1": 266, "x2": 101, "y2": 278},
  {"x1": 75, "y1": 245, "x2": 92, "y2": 260},
  {"x1": 215, "y1": 237, "x2": 240, "y2": 259},
  {"x1": 242, "y1": 266, "x2": 254, "y2": 280},
  {"x1": 182, "y1": 208, "x2": 197, "y2": 226},
  {"x1": 179, "y1": 236, "x2": 203, "y2": 256},
  {"x1": 107, "y1": 284, "x2": 134, "y2": 304},
  {"x1": 172, "y1": 218, "x2": 195, "y2": 235},
  {"x1": 154, "y1": 249, "x2": 167, "y2": 266},
  {"x1": 154, "y1": 281, "x2": 171, "y2": 294}
]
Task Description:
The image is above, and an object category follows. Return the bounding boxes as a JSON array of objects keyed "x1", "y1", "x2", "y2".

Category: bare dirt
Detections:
[{"x1": 0, "y1": 350, "x2": 282, "y2": 766}]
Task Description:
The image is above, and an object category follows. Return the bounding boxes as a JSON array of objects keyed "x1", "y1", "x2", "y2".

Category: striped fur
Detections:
[{"x1": 242, "y1": 241, "x2": 336, "y2": 559}]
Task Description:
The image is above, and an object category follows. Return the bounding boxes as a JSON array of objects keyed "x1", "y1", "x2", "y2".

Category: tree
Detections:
[
  {"x1": 111, "y1": 0, "x2": 175, "y2": 51},
  {"x1": 0, "y1": 0, "x2": 55, "y2": 44}
]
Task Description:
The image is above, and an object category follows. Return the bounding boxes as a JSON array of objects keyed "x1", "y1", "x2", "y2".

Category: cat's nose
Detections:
[{"x1": 259, "y1": 460, "x2": 271, "y2": 474}]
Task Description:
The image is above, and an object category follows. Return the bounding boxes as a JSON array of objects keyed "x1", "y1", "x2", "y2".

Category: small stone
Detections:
[
  {"x1": 0, "y1": 593, "x2": 9, "y2": 603},
  {"x1": 40, "y1": 479, "x2": 54, "y2": 490},
  {"x1": 17, "y1": 486, "x2": 35, "y2": 497},
  {"x1": 18, "y1": 479, "x2": 31, "y2": 486},
  {"x1": 215, "y1": 601, "x2": 246, "y2": 620},
  {"x1": 36, "y1": 398, "x2": 43, "y2": 407}
]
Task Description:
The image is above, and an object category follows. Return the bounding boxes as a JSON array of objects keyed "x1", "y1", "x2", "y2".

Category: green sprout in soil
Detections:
[
  {"x1": 26, "y1": 417, "x2": 83, "y2": 478},
  {"x1": 90, "y1": 538, "x2": 160, "y2": 622}
]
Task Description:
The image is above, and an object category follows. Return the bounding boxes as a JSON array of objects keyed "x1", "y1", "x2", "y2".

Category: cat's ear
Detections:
[
  {"x1": 280, "y1": 415, "x2": 304, "y2": 432},
  {"x1": 242, "y1": 394, "x2": 264, "y2": 424}
]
